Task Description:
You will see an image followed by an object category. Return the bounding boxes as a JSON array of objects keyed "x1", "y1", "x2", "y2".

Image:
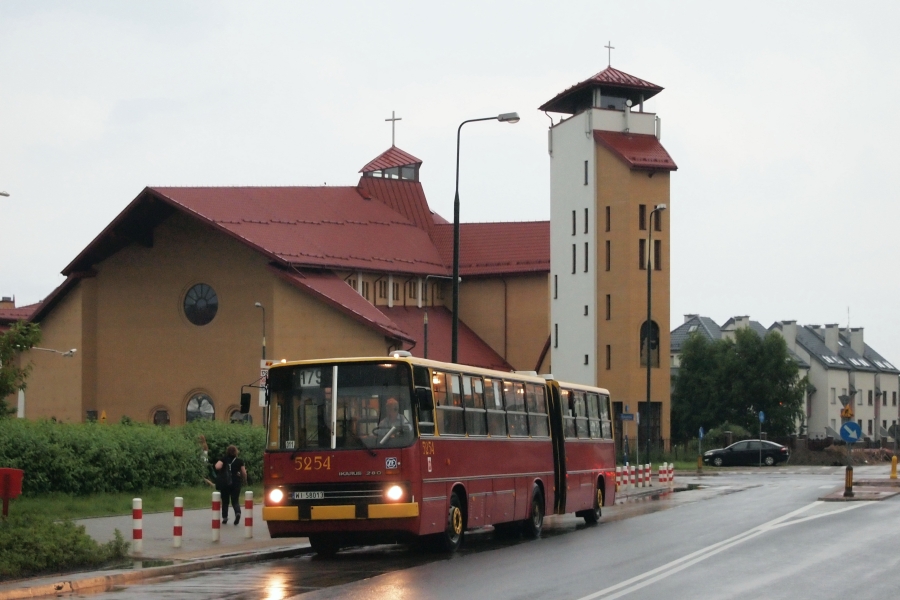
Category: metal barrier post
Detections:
[
  {"x1": 212, "y1": 491, "x2": 221, "y2": 542},
  {"x1": 132, "y1": 498, "x2": 143, "y2": 554}
]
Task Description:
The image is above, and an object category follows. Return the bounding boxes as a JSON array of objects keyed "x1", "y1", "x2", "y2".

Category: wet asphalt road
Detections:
[{"x1": 71, "y1": 467, "x2": 900, "y2": 599}]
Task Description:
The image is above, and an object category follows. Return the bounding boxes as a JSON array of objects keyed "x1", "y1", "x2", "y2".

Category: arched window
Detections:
[
  {"x1": 186, "y1": 393, "x2": 215, "y2": 422},
  {"x1": 640, "y1": 320, "x2": 660, "y2": 368},
  {"x1": 183, "y1": 284, "x2": 218, "y2": 326},
  {"x1": 152, "y1": 409, "x2": 170, "y2": 426},
  {"x1": 228, "y1": 406, "x2": 252, "y2": 424}
]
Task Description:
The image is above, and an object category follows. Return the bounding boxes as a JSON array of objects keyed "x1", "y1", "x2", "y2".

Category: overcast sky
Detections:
[{"x1": 2, "y1": 1, "x2": 899, "y2": 359}]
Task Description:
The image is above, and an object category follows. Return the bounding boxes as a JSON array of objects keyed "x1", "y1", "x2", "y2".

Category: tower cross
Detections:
[
  {"x1": 385, "y1": 111, "x2": 402, "y2": 146},
  {"x1": 605, "y1": 41, "x2": 615, "y2": 66}
]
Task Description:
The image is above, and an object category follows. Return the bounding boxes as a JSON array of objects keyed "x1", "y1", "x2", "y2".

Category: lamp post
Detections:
[
  {"x1": 254, "y1": 302, "x2": 266, "y2": 360},
  {"x1": 645, "y1": 204, "x2": 666, "y2": 460},
  {"x1": 32, "y1": 347, "x2": 77, "y2": 357},
  {"x1": 423, "y1": 274, "x2": 456, "y2": 359},
  {"x1": 452, "y1": 112, "x2": 520, "y2": 363}
]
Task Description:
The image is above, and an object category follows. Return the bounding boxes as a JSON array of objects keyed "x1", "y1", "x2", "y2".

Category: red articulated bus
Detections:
[{"x1": 261, "y1": 354, "x2": 616, "y2": 555}]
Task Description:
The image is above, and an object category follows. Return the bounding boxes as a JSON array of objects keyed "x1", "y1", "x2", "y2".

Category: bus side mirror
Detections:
[
  {"x1": 415, "y1": 387, "x2": 434, "y2": 411},
  {"x1": 240, "y1": 392, "x2": 251, "y2": 414}
]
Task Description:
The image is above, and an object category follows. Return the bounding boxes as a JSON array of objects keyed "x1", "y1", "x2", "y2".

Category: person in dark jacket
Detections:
[{"x1": 215, "y1": 444, "x2": 247, "y2": 525}]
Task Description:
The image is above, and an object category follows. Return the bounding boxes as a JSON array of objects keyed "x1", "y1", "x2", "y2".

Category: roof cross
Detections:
[
  {"x1": 385, "y1": 111, "x2": 402, "y2": 146},
  {"x1": 605, "y1": 41, "x2": 615, "y2": 66}
]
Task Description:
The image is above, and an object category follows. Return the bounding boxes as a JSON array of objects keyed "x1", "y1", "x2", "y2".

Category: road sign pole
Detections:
[{"x1": 843, "y1": 465, "x2": 854, "y2": 498}]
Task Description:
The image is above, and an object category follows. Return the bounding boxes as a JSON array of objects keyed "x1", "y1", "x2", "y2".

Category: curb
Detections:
[{"x1": 0, "y1": 544, "x2": 313, "y2": 600}]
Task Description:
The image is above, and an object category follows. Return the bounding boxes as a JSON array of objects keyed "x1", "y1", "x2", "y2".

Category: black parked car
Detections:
[{"x1": 703, "y1": 439, "x2": 789, "y2": 467}]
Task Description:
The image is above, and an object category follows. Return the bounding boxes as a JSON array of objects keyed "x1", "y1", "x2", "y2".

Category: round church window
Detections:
[
  {"x1": 186, "y1": 393, "x2": 215, "y2": 422},
  {"x1": 183, "y1": 284, "x2": 218, "y2": 326}
]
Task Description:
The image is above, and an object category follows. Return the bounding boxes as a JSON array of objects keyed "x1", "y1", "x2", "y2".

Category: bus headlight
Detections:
[
  {"x1": 268, "y1": 488, "x2": 284, "y2": 503},
  {"x1": 385, "y1": 485, "x2": 404, "y2": 501}
]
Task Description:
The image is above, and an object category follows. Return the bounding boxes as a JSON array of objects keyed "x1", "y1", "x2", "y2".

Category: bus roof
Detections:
[{"x1": 267, "y1": 355, "x2": 548, "y2": 384}]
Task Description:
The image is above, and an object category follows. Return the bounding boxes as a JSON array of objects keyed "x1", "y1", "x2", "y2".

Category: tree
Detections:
[
  {"x1": 672, "y1": 327, "x2": 806, "y2": 441},
  {"x1": 0, "y1": 321, "x2": 42, "y2": 417}
]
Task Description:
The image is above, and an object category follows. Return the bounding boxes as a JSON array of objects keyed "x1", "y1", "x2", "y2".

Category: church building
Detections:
[{"x1": 9, "y1": 65, "x2": 676, "y2": 448}]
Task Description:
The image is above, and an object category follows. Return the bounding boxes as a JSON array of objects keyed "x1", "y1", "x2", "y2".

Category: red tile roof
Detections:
[
  {"x1": 540, "y1": 66, "x2": 663, "y2": 114},
  {"x1": 431, "y1": 221, "x2": 550, "y2": 276},
  {"x1": 593, "y1": 131, "x2": 677, "y2": 172},
  {"x1": 357, "y1": 176, "x2": 434, "y2": 234},
  {"x1": 359, "y1": 146, "x2": 422, "y2": 173},
  {"x1": 65, "y1": 187, "x2": 449, "y2": 277},
  {"x1": 272, "y1": 267, "x2": 414, "y2": 343},
  {"x1": 0, "y1": 303, "x2": 40, "y2": 324},
  {"x1": 379, "y1": 306, "x2": 512, "y2": 371}
]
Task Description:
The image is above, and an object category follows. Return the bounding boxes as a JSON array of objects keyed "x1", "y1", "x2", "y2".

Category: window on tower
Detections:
[
  {"x1": 639, "y1": 239, "x2": 647, "y2": 270},
  {"x1": 639, "y1": 205, "x2": 647, "y2": 230},
  {"x1": 654, "y1": 240, "x2": 661, "y2": 271},
  {"x1": 640, "y1": 320, "x2": 661, "y2": 368}
]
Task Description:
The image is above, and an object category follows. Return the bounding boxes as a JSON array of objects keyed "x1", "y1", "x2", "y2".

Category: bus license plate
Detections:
[{"x1": 293, "y1": 491, "x2": 324, "y2": 500}]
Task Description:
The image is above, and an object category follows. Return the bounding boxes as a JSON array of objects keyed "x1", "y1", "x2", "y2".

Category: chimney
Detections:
[
  {"x1": 0, "y1": 296, "x2": 14, "y2": 309},
  {"x1": 735, "y1": 316, "x2": 750, "y2": 329},
  {"x1": 684, "y1": 314, "x2": 698, "y2": 324},
  {"x1": 848, "y1": 327, "x2": 864, "y2": 355},
  {"x1": 824, "y1": 324, "x2": 840, "y2": 354},
  {"x1": 780, "y1": 320, "x2": 798, "y2": 352}
]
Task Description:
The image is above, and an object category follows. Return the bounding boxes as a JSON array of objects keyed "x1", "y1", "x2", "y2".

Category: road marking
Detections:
[
  {"x1": 574, "y1": 501, "x2": 873, "y2": 600},
  {"x1": 818, "y1": 485, "x2": 834, "y2": 489}
]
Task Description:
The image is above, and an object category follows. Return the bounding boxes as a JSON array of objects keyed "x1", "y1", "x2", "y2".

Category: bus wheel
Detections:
[
  {"x1": 582, "y1": 486, "x2": 602, "y2": 525},
  {"x1": 436, "y1": 492, "x2": 465, "y2": 552},
  {"x1": 308, "y1": 534, "x2": 340, "y2": 557},
  {"x1": 523, "y1": 486, "x2": 544, "y2": 539}
]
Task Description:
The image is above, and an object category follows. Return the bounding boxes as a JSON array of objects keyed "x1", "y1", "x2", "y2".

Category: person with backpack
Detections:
[{"x1": 215, "y1": 444, "x2": 247, "y2": 525}]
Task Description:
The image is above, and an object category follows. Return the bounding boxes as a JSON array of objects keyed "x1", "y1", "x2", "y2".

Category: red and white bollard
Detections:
[
  {"x1": 630, "y1": 465, "x2": 636, "y2": 488},
  {"x1": 645, "y1": 464, "x2": 651, "y2": 487},
  {"x1": 244, "y1": 491, "x2": 253, "y2": 539},
  {"x1": 637, "y1": 465, "x2": 644, "y2": 487},
  {"x1": 669, "y1": 463, "x2": 675, "y2": 485},
  {"x1": 615, "y1": 467, "x2": 622, "y2": 490},
  {"x1": 132, "y1": 498, "x2": 143, "y2": 554},
  {"x1": 659, "y1": 463, "x2": 667, "y2": 484},
  {"x1": 212, "y1": 491, "x2": 221, "y2": 543},
  {"x1": 173, "y1": 496, "x2": 184, "y2": 548}
]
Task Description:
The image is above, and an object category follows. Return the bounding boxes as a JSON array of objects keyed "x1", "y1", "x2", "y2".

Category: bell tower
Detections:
[{"x1": 542, "y1": 65, "x2": 677, "y2": 450}]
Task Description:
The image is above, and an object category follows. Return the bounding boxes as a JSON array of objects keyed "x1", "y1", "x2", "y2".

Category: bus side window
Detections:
[
  {"x1": 587, "y1": 393, "x2": 601, "y2": 438},
  {"x1": 526, "y1": 384, "x2": 550, "y2": 437},
  {"x1": 600, "y1": 393, "x2": 612, "y2": 438},
  {"x1": 561, "y1": 390, "x2": 577, "y2": 438},
  {"x1": 436, "y1": 373, "x2": 465, "y2": 435},
  {"x1": 505, "y1": 381, "x2": 528, "y2": 436},
  {"x1": 414, "y1": 366, "x2": 434, "y2": 435},
  {"x1": 573, "y1": 391, "x2": 589, "y2": 438},
  {"x1": 485, "y1": 377, "x2": 507, "y2": 436},
  {"x1": 465, "y1": 376, "x2": 487, "y2": 436}
]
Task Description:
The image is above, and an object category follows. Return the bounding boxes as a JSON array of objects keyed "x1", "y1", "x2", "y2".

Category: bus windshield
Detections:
[{"x1": 267, "y1": 361, "x2": 415, "y2": 451}]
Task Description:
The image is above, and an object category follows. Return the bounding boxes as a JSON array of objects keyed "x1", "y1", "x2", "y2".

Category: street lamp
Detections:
[
  {"x1": 645, "y1": 203, "x2": 666, "y2": 460},
  {"x1": 254, "y1": 302, "x2": 266, "y2": 360},
  {"x1": 32, "y1": 347, "x2": 77, "y2": 357},
  {"x1": 452, "y1": 112, "x2": 520, "y2": 363},
  {"x1": 423, "y1": 274, "x2": 456, "y2": 359}
]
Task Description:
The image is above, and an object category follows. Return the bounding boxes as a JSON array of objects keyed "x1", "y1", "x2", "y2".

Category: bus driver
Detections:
[{"x1": 376, "y1": 397, "x2": 412, "y2": 441}]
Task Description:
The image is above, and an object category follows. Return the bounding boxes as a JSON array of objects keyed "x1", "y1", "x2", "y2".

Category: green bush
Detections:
[
  {"x1": 705, "y1": 422, "x2": 753, "y2": 447},
  {"x1": 0, "y1": 515, "x2": 129, "y2": 581},
  {"x1": 0, "y1": 419, "x2": 265, "y2": 496}
]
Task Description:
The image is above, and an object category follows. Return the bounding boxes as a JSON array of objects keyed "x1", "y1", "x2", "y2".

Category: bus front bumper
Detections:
[{"x1": 263, "y1": 502, "x2": 419, "y2": 521}]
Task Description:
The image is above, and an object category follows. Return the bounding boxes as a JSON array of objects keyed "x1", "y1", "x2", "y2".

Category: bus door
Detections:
[{"x1": 547, "y1": 382, "x2": 567, "y2": 514}]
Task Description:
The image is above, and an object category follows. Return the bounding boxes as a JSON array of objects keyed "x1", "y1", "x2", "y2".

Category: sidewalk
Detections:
[{"x1": 0, "y1": 482, "x2": 684, "y2": 600}]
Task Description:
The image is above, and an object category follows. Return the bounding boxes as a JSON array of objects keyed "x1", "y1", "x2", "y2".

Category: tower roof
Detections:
[
  {"x1": 359, "y1": 146, "x2": 422, "y2": 174},
  {"x1": 539, "y1": 66, "x2": 663, "y2": 114}
]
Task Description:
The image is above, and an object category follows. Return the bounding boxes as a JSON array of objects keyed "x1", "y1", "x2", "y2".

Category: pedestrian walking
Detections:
[{"x1": 215, "y1": 445, "x2": 247, "y2": 525}]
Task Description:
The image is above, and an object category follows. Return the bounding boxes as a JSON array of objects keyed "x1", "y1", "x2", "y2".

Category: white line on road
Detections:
[{"x1": 574, "y1": 501, "x2": 874, "y2": 600}]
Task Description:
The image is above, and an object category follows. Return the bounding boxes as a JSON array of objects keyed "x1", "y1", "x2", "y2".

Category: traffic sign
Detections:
[
  {"x1": 840, "y1": 405, "x2": 854, "y2": 419},
  {"x1": 839, "y1": 421, "x2": 862, "y2": 444},
  {"x1": 699, "y1": 427, "x2": 704, "y2": 440},
  {"x1": 620, "y1": 413, "x2": 634, "y2": 421},
  {"x1": 759, "y1": 411, "x2": 765, "y2": 423}
]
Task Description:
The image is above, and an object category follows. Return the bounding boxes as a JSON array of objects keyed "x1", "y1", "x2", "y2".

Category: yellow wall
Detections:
[
  {"x1": 20, "y1": 284, "x2": 85, "y2": 422},
  {"x1": 459, "y1": 274, "x2": 549, "y2": 372},
  {"x1": 594, "y1": 144, "x2": 671, "y2": 442}
]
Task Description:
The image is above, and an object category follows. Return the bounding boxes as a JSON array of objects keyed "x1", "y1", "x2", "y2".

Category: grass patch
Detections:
[
  {"x1": 9, "y1": 483, "x2": 265, "y2": 521},
  {"x1": 0, "y1": 515, "x2": 129, "y2": 582}
]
